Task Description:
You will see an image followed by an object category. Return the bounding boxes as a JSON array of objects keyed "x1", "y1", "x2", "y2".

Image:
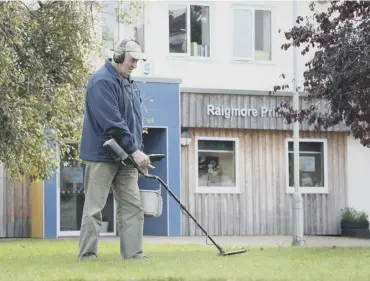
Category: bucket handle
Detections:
[{"x1": 156, "y1": 182, "x2": 162, "y2": 195}]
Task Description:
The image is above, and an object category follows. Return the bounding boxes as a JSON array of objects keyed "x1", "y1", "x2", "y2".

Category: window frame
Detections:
[
  {"x1": 99, "y1": 1, "x2": 125, "y2": 58},
  {"x1": 230, "y1": 3, "x2": 275, "y2": 64},
  {"x1": 285, "y1": 138, "x2": 329, "y2": 194},
  {"x1": 99, "y1": 1, "x2": 146, "y2": 59},
  {"x1": 56, "y1": 141, "x2": 117, "y2": 237},
  {"x1": 195, "y1": 136, "x2": 241, "y2": 194},
  {"x1": 167, "y1": 1, "x2": 213, "y2": 60}
]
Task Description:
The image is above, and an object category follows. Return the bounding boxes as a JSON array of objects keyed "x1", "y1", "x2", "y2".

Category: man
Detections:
[{"x1": 78, "y1": 39, "x2": 150, "y2": 260}]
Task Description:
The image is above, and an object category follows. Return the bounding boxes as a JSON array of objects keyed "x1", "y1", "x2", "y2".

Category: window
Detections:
[
  {"x1": 196, "y1": 137, "x2": 240, "y2": 193},
  {"x1": 232, "y1": 6, "x2": 272, "y2": 61},
  {"x1": 286, "y1": 139, "x2": 328, "y2": 194},
  {"x1": 59, "y1": 143, "x2": 85, "y2": 232},
  {"x1": 58, "y1": 142, "x2": 115, "y2": 235},
  {"x1": 100, "y1": 1, "x2": 145, "y2": 58},
  {"x1": 168, "y1": 4, "x2": 211, "y2": 58}
]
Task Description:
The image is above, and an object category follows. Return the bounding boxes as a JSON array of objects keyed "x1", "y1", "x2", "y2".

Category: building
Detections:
[
  {"x1": 1, "y1": 0, "x2": 370, "y2": 239},
  {"x1": 29, "y1": 76, "x2": 182, "y2": 239},
  {"x1": 139, "y1": 0, "x2": 370, "y2": 236}
]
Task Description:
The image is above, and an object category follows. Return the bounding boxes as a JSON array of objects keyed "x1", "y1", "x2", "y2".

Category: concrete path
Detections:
[
  {"x1": 93, "y1": 235, "x2": 370, "y2": 247},
  {"x1": 3, "y1": 235, "x2": 370, "y2": 247}
]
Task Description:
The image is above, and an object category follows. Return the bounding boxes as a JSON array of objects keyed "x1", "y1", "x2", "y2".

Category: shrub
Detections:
[{"x1": 341, "y1": 207, "x2": 369, "y2": 221}]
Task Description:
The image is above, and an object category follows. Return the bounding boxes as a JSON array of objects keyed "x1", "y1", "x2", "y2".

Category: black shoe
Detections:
[
  {"x1": 132, "y1": 254, "x2": 148, "y2": 259},
  {"x1": 79, "y1": 253, "x2": 98, "y2": 261},
  {"x1": 122, "y1": 253, "x2": 148, "y2": 260}
]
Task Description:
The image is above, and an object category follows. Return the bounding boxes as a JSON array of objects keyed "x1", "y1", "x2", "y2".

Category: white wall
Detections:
[
  {"x1": 136, "y1": 0, "x2": 329, "y2": 91},
  {"x1": 347, "y1": 137, "x2": 370, "y2": 224}
]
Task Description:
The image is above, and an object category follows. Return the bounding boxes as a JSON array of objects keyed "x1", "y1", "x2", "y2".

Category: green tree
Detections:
[
  {"x1": 273, "y1": 1, "x2": 370, "y2": 147},
  {"x1": 0, "y1": 0, "x2": 145, "y2": 182}
]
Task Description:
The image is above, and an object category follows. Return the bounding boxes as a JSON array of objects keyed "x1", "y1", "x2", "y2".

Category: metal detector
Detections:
[{"x1": 103, "y1": 138, "x2": 247, "y2": 257}]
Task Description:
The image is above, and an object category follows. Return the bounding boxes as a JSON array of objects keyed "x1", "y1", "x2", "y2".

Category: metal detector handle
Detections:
[
  {"x1": 103, "y1": 138, "x2": 152, "y2": 177},
  {"x1": 148, "y1": 154, "x2": 165, "y2": 163},
  {"x1": 103, "y1": 138, "x2": 129, "y2": 161}
]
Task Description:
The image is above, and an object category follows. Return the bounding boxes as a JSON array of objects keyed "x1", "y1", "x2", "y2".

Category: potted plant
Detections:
[{"x1": 341, "y1": 207, "x2": 369, "y2": 238}]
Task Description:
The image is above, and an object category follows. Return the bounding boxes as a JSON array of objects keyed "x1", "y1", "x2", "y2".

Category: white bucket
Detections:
[{"x1": 140, "y1": 185, "x2": 163, "y2": 218}]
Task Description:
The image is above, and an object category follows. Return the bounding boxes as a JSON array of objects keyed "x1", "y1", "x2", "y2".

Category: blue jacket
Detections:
[{"x1": 79, "y1": 59, "x2": 143, "y2": 162}]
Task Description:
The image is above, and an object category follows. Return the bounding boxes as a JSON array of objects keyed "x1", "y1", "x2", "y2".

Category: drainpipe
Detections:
[{"x1": 292, "y1": 0, "x2": 304, "y2": 246}]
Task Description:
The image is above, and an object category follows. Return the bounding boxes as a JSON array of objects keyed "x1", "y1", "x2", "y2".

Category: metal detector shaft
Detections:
[
  {"x1": 116, "y1": 156, "x2": 226, "y2": 253},
  {"x1": 150, "y1": 174, "x2": 246, "y2": 256},
  {"x1": 103, "y1": 138, "x2": 246, "y2": 256},
  {"x1": 144, "y1": 173, "x2": 225, "y2": 255},
  {"x1": 148, "y1": 174, "x2": 248, "y2": 256}
]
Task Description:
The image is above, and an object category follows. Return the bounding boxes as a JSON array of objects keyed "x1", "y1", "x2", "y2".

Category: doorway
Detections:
[
  {"x1": 140, "y1": 127, "x2": 168, "y2": 236},
  {"x1": 57, "y1": 127, "x2": 169, "y2": 237},
  {"x1": 57, "y1": 142, "x2": 116, "y2": 237}
]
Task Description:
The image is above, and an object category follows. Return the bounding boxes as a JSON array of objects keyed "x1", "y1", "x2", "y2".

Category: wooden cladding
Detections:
[
  {"x1": 180, "y1": 128, "x2": 347, "y2": 236},
  {"x1": 0, "y1": 165, "x2": 31, "y2": 238},
  {"x1": 181, "y1": 92, "x2": 347, "y2": 132}
]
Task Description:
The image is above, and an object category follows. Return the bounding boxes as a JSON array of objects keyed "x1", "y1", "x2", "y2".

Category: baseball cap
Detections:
[{"x1": 112, "y1": 39, "x2": 147, "y2": 61}]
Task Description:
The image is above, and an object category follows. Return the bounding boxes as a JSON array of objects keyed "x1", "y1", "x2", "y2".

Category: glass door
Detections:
[{"x1": 58, "y1": 142, "x2": 116, "y2": 236}]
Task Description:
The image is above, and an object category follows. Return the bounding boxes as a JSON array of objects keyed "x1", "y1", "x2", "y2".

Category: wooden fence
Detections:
[{"x1": 0, "y1": 164, "x2": 31, "y2": 238}]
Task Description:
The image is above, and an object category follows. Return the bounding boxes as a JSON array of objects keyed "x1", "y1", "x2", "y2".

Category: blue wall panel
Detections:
[
  {"x1": 44, "y1": 172, "x2": 57, "y2": 238},
  {"x1": 42, "y1": 81, "x2": 181, "y2": 238},
  {"x1": 137, "y1": 82, "x2": 181, "y2": 236},
  {"x1": 140, "y1": 128, "x2": 168, "y2": 235}
]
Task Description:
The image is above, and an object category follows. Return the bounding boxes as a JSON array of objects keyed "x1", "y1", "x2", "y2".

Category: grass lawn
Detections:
[{"x1": 1, "y1": 239, "x2": 370, "y2": 281}]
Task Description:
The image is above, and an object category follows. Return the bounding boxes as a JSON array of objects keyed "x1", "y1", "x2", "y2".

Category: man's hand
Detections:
[{"x1": 131, "y1": 150, "x2": 150, "y2": 172}]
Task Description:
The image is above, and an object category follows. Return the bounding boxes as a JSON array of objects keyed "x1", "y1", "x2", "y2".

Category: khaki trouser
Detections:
[{"x1": 78, "y1": 161, "x2": 144, "y2": 259}]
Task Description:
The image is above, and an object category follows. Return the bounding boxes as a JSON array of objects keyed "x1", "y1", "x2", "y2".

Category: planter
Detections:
[
  {"x1": 341, "y1": 219, "x2": 369, "y2": 230},
  {"x1": 340, "y1": 208, "x2": 370, "y2": 238},
  {"x1": 341, "y1": 228, "x2": 370, "y2": 239},
  {"x1": 341, "y1": 219, "x2": 370, "y2": 239}
]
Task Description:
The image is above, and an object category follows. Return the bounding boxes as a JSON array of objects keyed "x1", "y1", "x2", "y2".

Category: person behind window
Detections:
[{"x1": 78, "y1": 39, "x2": 150, "y2": 261}]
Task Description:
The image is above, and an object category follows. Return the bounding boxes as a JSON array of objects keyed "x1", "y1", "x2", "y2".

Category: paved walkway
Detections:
[
  {"x1": 94, "y1": 235, "x2": 370, "y2": 247},
  {"x1": 3, "y1": 235, "x2": 370, "y2": 247}
]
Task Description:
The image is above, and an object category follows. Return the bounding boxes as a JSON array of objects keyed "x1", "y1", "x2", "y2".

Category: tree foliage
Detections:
[
  {"x1": 273, "y1": 1, "x2": 370, "y2": 146},
  {"x1": 0, "y1": 0, "x2": 101, "y2": 181},
  {"x1": 0, "y1": 0, "x2": 146, "y2": 182}
]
